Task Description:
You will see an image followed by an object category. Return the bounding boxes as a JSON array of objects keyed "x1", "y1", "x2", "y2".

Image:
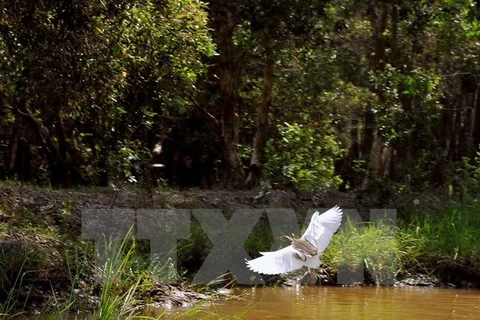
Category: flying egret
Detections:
[{"x1": 245, "y1": 206, "x2": 342, "y2": 275}]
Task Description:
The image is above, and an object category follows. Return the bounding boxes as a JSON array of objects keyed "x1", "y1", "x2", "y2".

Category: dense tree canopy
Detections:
[{"x1": 0, "y1": 0, "x2": 479, "y2": 195}]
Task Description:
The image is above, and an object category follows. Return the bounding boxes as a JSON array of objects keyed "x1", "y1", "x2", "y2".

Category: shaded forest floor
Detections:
[{"x1": 0, "y1": 184, "x2": 479, "y2": 315}]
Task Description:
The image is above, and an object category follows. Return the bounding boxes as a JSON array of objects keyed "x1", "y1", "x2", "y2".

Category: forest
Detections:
[
  {"x1": 1, "y1": 0, "x2": 480, "y2": 195},
  {"x1": 3, "y1": 1, "x2": 480, "y2": 317}
]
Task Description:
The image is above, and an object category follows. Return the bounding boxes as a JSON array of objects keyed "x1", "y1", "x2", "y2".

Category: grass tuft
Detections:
[{"x1": 323, "y1": 218, "x2": 399, "y2": 285}]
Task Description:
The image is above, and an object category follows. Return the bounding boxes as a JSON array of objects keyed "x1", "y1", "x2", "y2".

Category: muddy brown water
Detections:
[{"x1": 161, "y1": 286, "x2": 480, "y2": 319}]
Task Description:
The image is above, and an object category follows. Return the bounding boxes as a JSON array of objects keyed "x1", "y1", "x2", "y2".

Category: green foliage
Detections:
[
  {"x1": 92, "y1": 234, "x2": 143, "y2": 320},
  {"x1": 0, "y1": 0, "x2": 215, "y2": 187},
  {"x1": 91, "y1": 0, "x2": 215, "y2": 185},
  {"x1": 0, "y1": 0, "x2": 479, "y2": 193},
  {"x1": 264, "y1": 122, "x2": 343, "y2": 191},
  {"x1": 177, "y1": 217, "x2": 211, "y2": 276},
  {"x1": 323, "y1": 219, "x2": 400, "y2": 285},
  {"x1": 368, "y1": 65, "x2": 442, "y2": 146},
  {"x1": 452, "y1": 149, "x2": 480, "y2": 197},
  {"x1": 0, "y1": 262, "x2": 27, "y2": 318},
  {"x1": 323, "y1": 201, "x2": 480, "y2": 285},
  {"x1": 116, "y1": 0, "x2": 215, "y2": 109},
  {"x1": 243, "y1": 219, "x2": 274, "y2": 257},
  {"x1": 401, "y1": 201, "x2": 480, "y2": 274}
]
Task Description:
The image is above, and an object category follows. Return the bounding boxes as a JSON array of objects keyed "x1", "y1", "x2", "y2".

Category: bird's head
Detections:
[{"x1": 277, "y1": 235, "x2": 294, "y2": 243}]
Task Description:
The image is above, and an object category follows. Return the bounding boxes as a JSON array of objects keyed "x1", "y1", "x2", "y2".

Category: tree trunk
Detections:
[
  {"x1": 370, "y1": 3, "x2": 388, "y2": 72},
  {"x1": 14, "y1": 105, "x2": 78, "y2": 187},
  {"x1": 338, "y1": 117, "x2": 362, "y2": 190},
  {"x1": 364, "y1": 2, "x2": 389, "y2": 182},
  {"x1": 15, "y1": 105, "x2": 57, "y2": 170},
  {"x1": 455, "y1": 106, "x2": 465, "y2": 162},
  {"x1": 390, "y1": 2, "x2": 400, "y2": 69},
  {"x1": 245, "y1": 44, "x2": 274, "y2": 188},
  {"x1": 472, "y1": 80, "x2": 480, "y2": 150},
  {"x1": 8, "y1": 113, "x2": 21, "y2": 172},
  {"x1": 362, "y1": 108, "x2": 376, "y2": 163},
  {"x1": 53, "y1": 112, "x2": 72, "y2": 187},
  {"x1": 440, "y1": 104, "x2": 454, "y2": 161},
  {"x1": 214, "y1": 9, "x2": 244, "y2": 187}
]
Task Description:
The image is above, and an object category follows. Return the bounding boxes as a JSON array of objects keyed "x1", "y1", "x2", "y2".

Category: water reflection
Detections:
[{"x1": 163, "y1": 286, "x2": 480, "y2": 319}]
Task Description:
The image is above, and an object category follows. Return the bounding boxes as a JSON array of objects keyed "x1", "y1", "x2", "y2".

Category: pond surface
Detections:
[{"x1": 162, "y1": 286, "x2": 480, "y2": 319}]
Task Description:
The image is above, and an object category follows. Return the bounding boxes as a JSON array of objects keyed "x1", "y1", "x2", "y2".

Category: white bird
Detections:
[{"x1": 246, "y1": 206, "x2": 342, "y2": 275}]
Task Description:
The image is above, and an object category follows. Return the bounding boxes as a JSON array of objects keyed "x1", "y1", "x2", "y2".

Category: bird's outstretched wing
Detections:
[
  {"x1": 245, "y1": 206, "x2": 342, "y2": 275},
  {"x1": 302, "y1": 206, "x2": 342, "y2": 254},
  {"x1": 245, "y1": 246, "x2": 305, "y2": 275}
]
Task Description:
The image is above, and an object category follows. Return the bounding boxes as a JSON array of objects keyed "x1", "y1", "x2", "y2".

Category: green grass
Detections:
[
  {"x1": 0, "y1": 229, "x2": 205, "y2": 319},
  {"x1": 0, "y1": 206, "x2": 190, "y2": 319},
  {"x1": 322, "y1": 218, "x2": 400, "y2": 285},
  {"x1": 92, "y1": 231, "x2": 143, "y2": 320},
  {"x1": 321, "y1": 200, "x2": 480, "y2": 285},
  {"x1": 399, "y1": 201, "x2": 480, "y2": 278},
  {"x1": 0, "y1": 261, "x2": 28, "y2": 318},
  {"x1": 177, "y1": 200, "x2": 480, "y2": 287}
]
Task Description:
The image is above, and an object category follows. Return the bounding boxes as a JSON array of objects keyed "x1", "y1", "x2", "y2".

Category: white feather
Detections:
[
  {"x1": 303, "y1": 205, "x2": 343, "y2": 254},
  {"x1": 245, "y1": 206, "x2": 342, "y2": 275}
]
